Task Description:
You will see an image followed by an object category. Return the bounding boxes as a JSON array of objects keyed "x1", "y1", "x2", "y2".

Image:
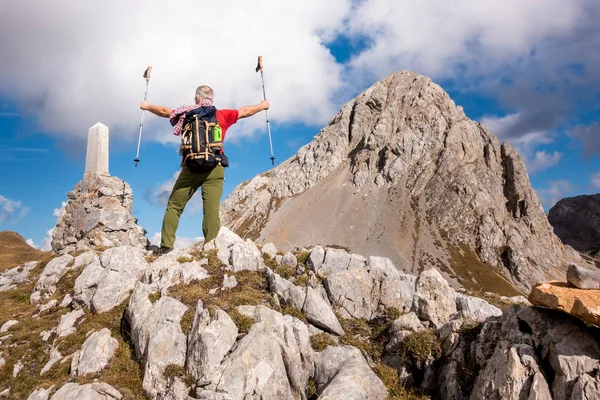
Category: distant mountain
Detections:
[
  {"x1": 221, "y1": 70, "x2": 582, "y2": 294},
  {"x1": 548, "y1": 194, "x2": 600, "y2": 254},
  {"x1": 0, "y1": 231, "x2": 49, "y2": 271}
]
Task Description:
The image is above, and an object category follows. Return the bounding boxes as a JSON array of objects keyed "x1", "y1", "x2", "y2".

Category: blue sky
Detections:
[{"x1": 1, "y1": 0, "x2": 599, "y2": 249}]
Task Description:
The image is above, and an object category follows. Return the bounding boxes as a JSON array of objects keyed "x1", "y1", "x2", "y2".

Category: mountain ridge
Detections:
[{"x1": 221, "y1": 70, "x2": 582, "y2": 293}]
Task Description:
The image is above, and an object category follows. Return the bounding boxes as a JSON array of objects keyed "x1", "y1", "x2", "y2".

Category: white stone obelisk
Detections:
[{"x1": 84, "y1": 122, "x2": 109, "y2": 176}]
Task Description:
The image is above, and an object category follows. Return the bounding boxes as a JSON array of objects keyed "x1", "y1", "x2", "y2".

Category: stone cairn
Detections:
[{"x1": 51, "y1": 123, "x2": 147, "y2": 254}]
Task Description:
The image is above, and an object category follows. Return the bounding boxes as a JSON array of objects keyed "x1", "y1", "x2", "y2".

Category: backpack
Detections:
[{"x1": 179, "y1": 106, "x2": 229, "y2": 173}]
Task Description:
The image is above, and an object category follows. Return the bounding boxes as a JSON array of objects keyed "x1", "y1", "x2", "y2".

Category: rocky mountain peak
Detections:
[{"x1": 222, "y1": 70, "x2": 582, "y2": 293}]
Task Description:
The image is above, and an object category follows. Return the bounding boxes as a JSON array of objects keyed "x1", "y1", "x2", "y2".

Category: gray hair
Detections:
[{"x1": 195, "y1": 85, "x2": 214, "y2": 102}]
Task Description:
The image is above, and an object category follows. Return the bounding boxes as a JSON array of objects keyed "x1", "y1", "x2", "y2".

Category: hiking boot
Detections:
[{"x1": 152, "y1": 246, "x2": 173, "y2": 255}]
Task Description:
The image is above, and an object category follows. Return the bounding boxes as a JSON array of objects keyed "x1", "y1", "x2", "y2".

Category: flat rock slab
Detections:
[{"x1": 529, "y1": 281, "x2": 600, "y2": 327}]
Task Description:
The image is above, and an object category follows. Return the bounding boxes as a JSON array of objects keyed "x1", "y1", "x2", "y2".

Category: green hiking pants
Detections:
[{"x1": 160, "y1": 166, "x2": 224, "y2": 248}]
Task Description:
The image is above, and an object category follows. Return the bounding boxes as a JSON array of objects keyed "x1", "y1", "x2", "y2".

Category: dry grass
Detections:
[
  {"x1": 0, "y1": 231, "x2": 51, "y2": 271},
  {"x1": 374, "y1": 362, "x2": 430, "y2": 400},
  {"x1": 337, "y1": 314, "x2": 396, "y2": 361},
  {"x1": 310, "y1": 333, "x2": 336, "y2": 352},
  {"x1": 447, "y1": 243, "x2": 522, "y2": 297},
  {"x1": 168, "y1": 251, "x2": 274, "y2": 336},
  {"x1": 400, "y1": 330, "x2": 441, "y2": 366}
]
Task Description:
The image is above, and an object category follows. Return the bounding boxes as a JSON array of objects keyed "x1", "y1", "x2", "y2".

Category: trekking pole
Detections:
[
  {"x1": 134, "y1": 66, "x2": 152, "y2": 167},
  {"x1": 255, "y1": 56, "x2": 275, "y2": 166}
]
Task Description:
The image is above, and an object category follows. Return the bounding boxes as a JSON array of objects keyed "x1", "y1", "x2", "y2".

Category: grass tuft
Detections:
[
  {"x1": 400, "y1": 329, "x2": 441, "y2": 366},
  {"x1": 310, "y1": 333, "x2": 336, "y2": 352}
]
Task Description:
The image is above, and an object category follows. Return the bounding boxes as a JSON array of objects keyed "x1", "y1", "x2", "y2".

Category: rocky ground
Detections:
[{"x1": 1, "y1": 227, "x2": 598, "y2": 400}]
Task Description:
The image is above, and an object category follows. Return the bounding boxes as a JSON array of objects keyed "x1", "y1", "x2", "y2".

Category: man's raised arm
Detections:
[
  {"x1": 140, "y1": 101, "x2": 173, "y2": 118},
  {"x1": 237, "y1": 100, "x2": 270, "y2": 119}
]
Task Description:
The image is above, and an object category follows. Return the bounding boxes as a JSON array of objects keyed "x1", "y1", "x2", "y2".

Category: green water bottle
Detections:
[{"x1": 212, "y1": 125, "x2": 222, "y2": 142}]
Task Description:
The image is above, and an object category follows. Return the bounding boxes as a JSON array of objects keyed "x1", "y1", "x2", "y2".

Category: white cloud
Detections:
[
  {"x1": 0, "y1": 194, "x2": 29, "y2": 226},
  {"x1": 480, "y1": 113, "x2": 561, "y2": 174},
  {"x1": 0, "y1": 0, "x2": 351, "y2": 144},
  {"x1": 536, "y1": 180, "x2": 575, "y2": 210},
  {"x1": 25, "y1": 229, "x2": 54, "y2": 251},
  {"x1": 148, "y1": 231, "x2": 203, "y2": 249},
  {"x1": 527, "y1": 151, "x2": 562, "y2": 174},
  {"x1": 53, "y1": 202, "x2": 67, "y2": 218},
  {"x1": 346, "y1": 0, "x2": 587, "y2": 81},
  {"x1": 144, "y1": 171, "x2": 203, "y2": 213},
  {"x1": 591, "y1": 172, "x2": 600, "y2": 189}
]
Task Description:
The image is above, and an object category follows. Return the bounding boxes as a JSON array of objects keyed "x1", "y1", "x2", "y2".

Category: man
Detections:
[{"x1": 141, "y1": 85, "x2": 269, "y2": 254}]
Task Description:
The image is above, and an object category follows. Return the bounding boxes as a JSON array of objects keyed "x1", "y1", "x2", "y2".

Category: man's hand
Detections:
[
  {"x1": 140, "y1": 101, "x2": 173, "y2": 118},
  {"x1": 238, "y1": 100, "x2": 270, "y2": 119}
]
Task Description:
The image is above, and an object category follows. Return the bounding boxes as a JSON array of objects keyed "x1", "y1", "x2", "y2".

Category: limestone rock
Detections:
[
  {"x1": 412, "y1": 268, "x2": 456, "y2": 328},
  {"x1": 30, "y1": 254, "x2": 74, "y2": 304},
  {"x1": 40, "y1": 347, "x2": 63, "y2": 375},
  {"x1": 266, "y1": 268, "x2": 344, "y2": 335},
  {"x1": 314, "y1": 346, "x2": 388, "y2": 400},
  {"x1": 73, "y1": 246, "x2": 148, "y2": 313},
  {"x1": 181, "y1": 260, "x2": 208, "y2": 285},
  {"x1": 203, "y1": 306, "x2": 314, "y2": 399},
  {"x1": 51, "y1": 174, "x2": 147, "y2": 254},
  {"x1": 221, "y1": 274, "x2": 237, "y2": 290},
  {"x1": 325, "y1": 255, "x2": 415, "y2": 319},
  {"x1": 454, "y1": 293, "x2": 502, "y2": 322},
  {"x1": 0, "y1": 261, "x2": 37, "y2": 292},
  {"x1": 125, "y1": 282, "x2": 188, "y2": 397},
  {"x1": 204, "y1": 227, "x2": 263, "y2": 272},
  {"x1": 27, "y1": 386, "x2": 55, "y2": 400},
  {"x1": 57, "y1": 309, "x2": 85, "y2": 337},
  {"x1": 571, "y1": 374, "x2": 600, "y2": 400},
  {"x1": 307, "y1": 246, "x2": 325, "y2": 271},
  {"x1": 221, "y1": 70, "x2": 579, "y2": 293},
  {"x1": 435, "y1": 306, "x2": 600, "y2": 400},
  {"x1": 142, "y1": 249, "x2": 196, "y2": 294},
  {"x1": 186, "y1": 304, "x2": 238, "y2": 382},
  {"x1": 281, "y1": 252, "x2": 298, "y2": 268},
  {"x1": 49, "y1": 382, "x2": 122, "y2": 399},
  {"x1": 0, "y1": 320, "x2": 18, "y2": 333},
  {"x1": 76, "y1": 328, "x2": 118, "y2": 376},
  {"x1": 529, "y1": 281, "x2": 600, "y2": 327},
  {"x1": 567, "y1": 263, "x2": 600, "y2": 289},
  {"x1": 261, "y1": 242, "x2": 278, "y2": 258},
  {"x1": 548, "y1": 194, "x2": 600, "y2": 252}
]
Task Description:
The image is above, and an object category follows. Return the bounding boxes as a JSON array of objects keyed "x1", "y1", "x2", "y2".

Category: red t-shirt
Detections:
[{"x1": 216, "y1": 109, "x2": 239, "y2": 142}]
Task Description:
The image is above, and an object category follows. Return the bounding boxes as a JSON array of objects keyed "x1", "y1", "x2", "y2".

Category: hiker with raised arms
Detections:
[{"x1": 140, "y1": 85, "x2": 269, "y2": 254}]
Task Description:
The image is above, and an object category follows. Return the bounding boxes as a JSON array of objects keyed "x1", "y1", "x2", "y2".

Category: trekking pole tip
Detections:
[{"x1": 134, "y1": 158, "x2": 140, "y2": 167}]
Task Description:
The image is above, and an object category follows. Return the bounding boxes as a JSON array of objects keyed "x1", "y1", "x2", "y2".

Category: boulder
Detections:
[
  {"x1": 73, "y1": 246, "x2": 149, "y2": 313},
  {"x1": 454, "y1": 293, "x2": 502, "y2": 322},
  {"x1": 202, "y1": 306, "x2": 314, "y2": 399},
  {"x1": 204, "y1": 227, "x2": 263, "y2": 272},
  {"x1": 0, "y1": 261, "x2": 38, "y2": 292},
  {"x1": 30, "y1": 254, "x2": 74, "y2": 304},
  {"x1": 0, "y1": 320, "x2": 18, "y2": 333},
  {"x1": 40, "y1": 347, "x2": 63, "y2": 375},
  {"x1": 529, "y1": 281, "x2": 600, "y2": 327},
  {"x1": 266, "y1": 268, "x2": 344, "y2": 335},
  {"x1": 412, "y1": 268, "x2": 456, "y2": 328},
  {"x1": 186, "y1": 303, "x2": 238, "y2": 382},
  {"x1": 49, "y1": 382, "x2": 122, "y2": 400},
  {"x1": 567, "y1": 263, "x2": 600, "y2": 289},
  {"x1": 125, "y1": 282, "x2": 188, "y2": 397},
  {"x1": 325, "y1": 256, "x2": 415, "y2": 319},
  {"x1": 51, "y1": 174, "x2": 147, "y2": 254},
  {"x1": 76, "y1": 328, "x2": 118, "y2": 376},
  {"x1": 261, "y1": 242, "x2": 278, "y2": 258},
  {"x1": 314, "y1": 346, "x2": 388, "y2": 399},
  {"x1": 27, "y1": 386, "x2": 55, "y2": 400},
  {"x1": 56, "y1": 309, "x2": 85, "y2": 337},
  {"x1": 281, "y1": 252, "x2": 298, "y2": 268}
]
